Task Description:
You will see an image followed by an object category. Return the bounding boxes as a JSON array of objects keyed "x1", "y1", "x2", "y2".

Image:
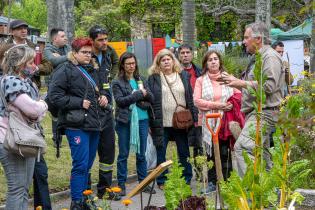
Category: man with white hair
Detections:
[{"x1": 220, "y1": 22, "x2": 285, "y2": 177}]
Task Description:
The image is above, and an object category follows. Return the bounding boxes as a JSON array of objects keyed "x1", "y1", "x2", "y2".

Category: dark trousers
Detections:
[
  {"x1": 156, "y1": 127, "x2": 192, "y2": 185},
  {"x1": 207, "y1": 139, "x2": 232, "y2": 184},
  {"x1": 52, "y1": 118, "x2": 61, "y2": 145},
  {"x1": 33, "y1": 155, "x2": 52, "y2": 210},
  {"x1": 96, "y1": 117, "x2": 116, "y2": 196},
  {"x1": 193, "y1": 126, "x2": 203, "y2": 157}
]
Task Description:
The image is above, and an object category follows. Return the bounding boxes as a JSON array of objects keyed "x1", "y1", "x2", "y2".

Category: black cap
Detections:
[{"x1": 9, "y1": 19, "x2": 28, "y2": 30}]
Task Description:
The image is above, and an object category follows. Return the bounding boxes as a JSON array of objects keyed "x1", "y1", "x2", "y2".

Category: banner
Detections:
[
  {"x1": 152, "y1": 38, "x2": 166, "y2": 58},
  {"x1": 108, "y1": 42, "x2": 127, "y2": 57}
]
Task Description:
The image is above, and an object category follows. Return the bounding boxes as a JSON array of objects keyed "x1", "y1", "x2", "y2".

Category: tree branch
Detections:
[
  {"x1": 200, "y1": 3, "x2": 255, "y2": 16},
  {"x1": 271, "y1": 18, "x2": 290, "y2": 31},
  {"x1": 199, "y1": 3, "x2": 290, "y2": 31}
]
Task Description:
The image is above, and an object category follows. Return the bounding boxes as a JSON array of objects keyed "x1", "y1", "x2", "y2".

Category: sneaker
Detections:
[
  {"x1": 158, "y1": 184, "x2": 164, "y2": 190},
  {"x1": 119, "y1": 186, "x2": 126, "y2": 196},
  {"x1": 201, "y1": 182, "x2": 216, "y2": 194},
  {"x1": 107, "y1": 191, "x2": 121, "y2": 201},
  {"x1": 70, "y1": 200, "x2": 83, "y2": 210},
  {"x1": 142, "y1": 185, "x2": 156, "y2": 194}
]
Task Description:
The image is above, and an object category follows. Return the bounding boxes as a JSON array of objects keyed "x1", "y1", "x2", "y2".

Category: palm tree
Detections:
[{"x1": 182, "y1": 0, "x2": 196, "y2": 49}]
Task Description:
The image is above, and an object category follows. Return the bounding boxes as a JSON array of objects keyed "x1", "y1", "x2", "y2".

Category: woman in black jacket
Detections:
[
  {"x1": 148, "y1": 49, "x2": 198, "y2": 189},
  {"x1": 112, "y1": 52, "x2": 155, "y2": 196},
  {"x1": 48, "y1": 38, "x2": 111, "y2": 210}
]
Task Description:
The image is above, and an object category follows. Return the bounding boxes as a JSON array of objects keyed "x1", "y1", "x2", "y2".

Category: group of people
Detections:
[{"x1": 0, "y1": 19, "x2": 287, "y2": 210}]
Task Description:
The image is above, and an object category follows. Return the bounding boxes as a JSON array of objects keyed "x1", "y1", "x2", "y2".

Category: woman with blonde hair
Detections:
[
  {"x1": 0, "y1": 44, "x2": 48, "y2": 210},
  {"x1": 148, "y1": 49, "x2": 198, "y2": 189}
]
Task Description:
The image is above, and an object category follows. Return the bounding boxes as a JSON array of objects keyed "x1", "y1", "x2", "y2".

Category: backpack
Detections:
[{"x1": 45, "y1": 65, "x2": 72, "y2": 118}]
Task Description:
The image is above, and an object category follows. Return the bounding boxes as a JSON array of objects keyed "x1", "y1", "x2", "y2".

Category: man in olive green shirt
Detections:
[{"x1": 220, "y1": 22, "x2": 285, "y2": 177}]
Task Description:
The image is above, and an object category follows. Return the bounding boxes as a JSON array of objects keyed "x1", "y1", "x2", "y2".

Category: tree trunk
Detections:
[
  {"x1": 182, "y1": 0, "x2": 196, "y2": 50},
  {"x1": 46, "y1": 0, "x2": 74, "y2": 43},
  {"x1": 255, "y1": 0, "x2": 271, "y2": 30},
  {"x1": 310, "y1": 1, "x2": 315, "y2": 73},
  {"x1": 57, "y1": 0, "x2": 75, "y2": 44},
  {"x1": 46, "y1": 0, "x2": 58, "y2": 40}
]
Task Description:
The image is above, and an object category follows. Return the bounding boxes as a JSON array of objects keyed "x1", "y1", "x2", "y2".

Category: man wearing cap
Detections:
[
  {"x1": 2, "y1": 19, "x2": 53, "y2": 87},
  {"x1": 2, "y1": 19, "x2": 53, "y2": 210}
]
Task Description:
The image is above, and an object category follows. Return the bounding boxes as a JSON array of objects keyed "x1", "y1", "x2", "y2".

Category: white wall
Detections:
[{"x1": 282, "y1": 40, "x2": 304, "y2": 86}]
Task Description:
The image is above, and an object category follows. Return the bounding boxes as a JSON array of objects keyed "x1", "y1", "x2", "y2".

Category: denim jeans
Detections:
[
  {"x1": 116, "y1": 119, "x2": 148, "y2": 188},
  {"x1": 0, "y1": 143, "x2": 35, "y2": 210},
  {"x1": 156, "y1": 127, "x2": 192, "y2": 185},
  {"x1": 33, "y1": 155, "x2": 52, "y2": 210},
  {"x1": 65, "y1": 129, "x2": 100, "y2": 201}
]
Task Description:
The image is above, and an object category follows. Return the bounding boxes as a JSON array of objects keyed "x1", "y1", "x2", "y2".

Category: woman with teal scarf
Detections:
[{"x1": 112, "y1": 52, "x2": 155, "y2": 196}]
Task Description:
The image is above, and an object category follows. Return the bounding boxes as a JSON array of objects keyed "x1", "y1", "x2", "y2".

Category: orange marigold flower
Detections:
[
  {"x1": 35, "y1": 206, "x2": 42, "y2": 210},
  {"x1": 111, "y1": 187, "x2": 122, "y2": 193},
  {"x1": 122, "y1": 199, "x2": 132, "y2": 206},
  {"x1": 106, "y1": 188, "x2": 112, "y2": 193},
  {"x1": 83, "y1": 189, "x2": 93, "y2": 196}
]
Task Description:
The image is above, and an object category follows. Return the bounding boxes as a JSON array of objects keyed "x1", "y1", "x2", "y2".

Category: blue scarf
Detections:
[{"x1": 129, "y1": 103, "x2": 140, "y2": 153}]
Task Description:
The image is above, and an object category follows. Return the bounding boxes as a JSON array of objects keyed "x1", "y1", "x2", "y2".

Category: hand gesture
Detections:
[
  {"x1": 219, "y1": 72, "x2": 245, "y2": 89},
  {"x1": 98, "y1": 95, "x2": 108, "y2": 107},
  {"x1": 52, "y1": 53, "x2": 60, "y2": 57},
  {"x1": 140, "y1": 88, "x2": 147, "y2": 96},
  {"x1": 222, "y1": 102, "x2": 233, "y2": 112},
  {"x1": 83, "y1": 100, "x2": 91, "y2": 110}
]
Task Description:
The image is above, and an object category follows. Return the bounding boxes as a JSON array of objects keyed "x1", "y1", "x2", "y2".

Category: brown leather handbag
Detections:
[{"x1": 163, "y1": 73, "x2": 193, "y2": 130}]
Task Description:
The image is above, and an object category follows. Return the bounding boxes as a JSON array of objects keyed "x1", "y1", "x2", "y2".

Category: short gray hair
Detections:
[
  {"x1": 1, "y1": 44, "x2": 35, "y2": 75},
  {"x1": 246, "y1": 22, "x2": 271, "y2": 45}
]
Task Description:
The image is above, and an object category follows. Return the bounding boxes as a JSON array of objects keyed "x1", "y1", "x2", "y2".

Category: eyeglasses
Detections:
[
  {"x1": 125, "y1": 62, "x2": 136, "y2": 66},
  {"x1": 79, "y1": 51, "x2": 92, "y2": 55}
]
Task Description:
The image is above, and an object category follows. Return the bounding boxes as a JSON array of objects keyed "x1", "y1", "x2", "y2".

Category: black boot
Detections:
[{"x1": 70, "y1": 200, "x2": 83, "y2": 210}]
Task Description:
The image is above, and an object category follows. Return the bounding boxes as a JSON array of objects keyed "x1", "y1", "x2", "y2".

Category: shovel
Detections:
[{"x1": 206, "y1": 113, "x2": 224, "y2": 209}]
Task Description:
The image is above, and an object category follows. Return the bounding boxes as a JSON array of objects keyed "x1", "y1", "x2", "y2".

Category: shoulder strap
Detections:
[
  {"x1": 162, "y1": 73, "x2": 179, "y2": 106},
  {"x1": 0, "y1": 76, "x2": 8, "y2": 110}
]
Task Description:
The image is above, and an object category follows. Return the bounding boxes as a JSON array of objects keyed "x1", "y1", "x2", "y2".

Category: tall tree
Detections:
[
  {"x1": 46, "y1": 0, "x2": 74, "y2": 43},
  {"x1": 46, "y1": 0, "x2": 58, "y2": 39},
  {"x1": 182, "y1": 0, "x2": 196, "y2": 49},
  {"x1": 255, "y1": 0, "x2": 271, "y2": 29},
  {"x1": 57, "y1": 0, "x2": 74, "y2": 43},
  {"x1": 4, "y1": 0, "x2": 47, "y2": 32}
]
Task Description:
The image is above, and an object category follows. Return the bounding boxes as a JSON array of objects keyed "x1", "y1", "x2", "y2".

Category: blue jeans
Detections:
[
  {"x1": 116, "y1": 119, "x2": 148, "y2": 188},
  {"x1": 65, "y1": 129, "x2": 100, "y2": 201},
  {"x1": 156, "y1": 127, "x2": 192, "y2": 185},
  {"x1": 0, "y1": 143, "x2": 35, "y2": 210}
]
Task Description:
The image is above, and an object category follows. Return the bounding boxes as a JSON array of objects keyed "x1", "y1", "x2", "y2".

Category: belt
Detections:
[{"x1": 262, "y1": 106, "x2": 279, "y2": 111}]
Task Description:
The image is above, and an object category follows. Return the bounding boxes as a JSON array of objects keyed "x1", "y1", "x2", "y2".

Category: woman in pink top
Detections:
[
  {"x1": 0, "y1": 44, "x2": 48, "y2": 210},
  {"x1": 194, "y1": 50, "x2": 239, "y2": 193}
]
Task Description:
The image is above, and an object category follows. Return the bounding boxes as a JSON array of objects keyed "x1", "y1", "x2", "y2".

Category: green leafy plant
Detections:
[
  {"x1": 189, "y1": 155, "x2": 213, "y2": 196},
  {"x1": 164, "y1": 150, "x2": 192, "y2": 210}
]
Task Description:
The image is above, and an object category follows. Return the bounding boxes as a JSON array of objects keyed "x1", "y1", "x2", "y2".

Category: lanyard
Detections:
[{"x1": 77, "y1": 66, "x2": 99, "y2": 92}]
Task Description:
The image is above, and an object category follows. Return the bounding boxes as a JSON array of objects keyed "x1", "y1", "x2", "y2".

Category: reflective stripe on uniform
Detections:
[{"x1": 99, "y1": 162, "x2": 113, "y2": 172}]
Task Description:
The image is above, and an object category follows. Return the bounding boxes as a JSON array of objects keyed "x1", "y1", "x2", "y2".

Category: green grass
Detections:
[
  {"x1": 0, "y1": 111, "x2": 179, "y2": 205},
  {"x1": 0, "y1": 113, "x2": 138, "y2": 204}
]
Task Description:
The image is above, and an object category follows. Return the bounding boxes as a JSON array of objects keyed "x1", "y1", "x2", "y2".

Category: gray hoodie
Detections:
[{"x1": 43, "y1": 43, "x2": 71, "y2": 68}]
